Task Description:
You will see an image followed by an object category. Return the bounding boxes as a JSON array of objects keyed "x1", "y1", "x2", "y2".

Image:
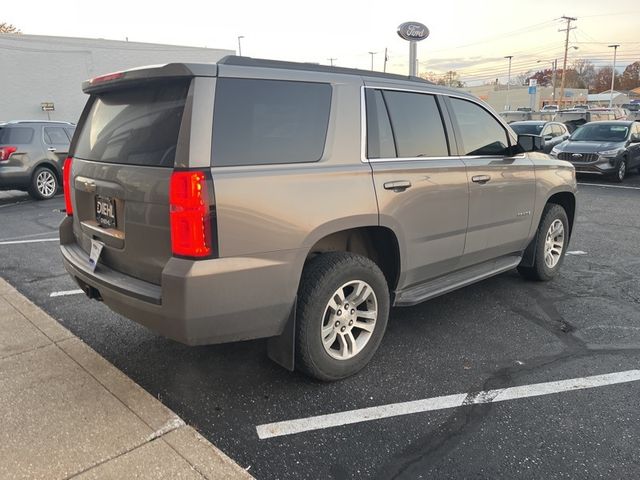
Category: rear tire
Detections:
[
  {"x1": 295, "y1": 252, "x2": 389, "y2": 381},
  {"x1": 518, "y1": 203, "x2": 569, "y2": 282},
  {"x1": 28, "y1": 166, "x2": 58, "y2": 200}
]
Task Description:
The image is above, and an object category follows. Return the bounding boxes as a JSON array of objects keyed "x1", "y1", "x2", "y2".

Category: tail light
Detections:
[
  {"x1": 63, "y1": 157, "x2": 73, "y2": 215},
  {"x1": 0, "y1": 146, "x2": 17, "y2": 161},
  {"x1": 169, "y1": 171, "x2": 213, "y2": 258}
]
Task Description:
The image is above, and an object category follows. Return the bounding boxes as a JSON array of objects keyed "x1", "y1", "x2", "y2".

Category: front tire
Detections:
[
  {"x1": 295, "y1": 252, "x2": 390, "y2": 381},
  {"x1": 518, "y1": 203, "x2": 569, "y2": 281},
  {"x1": 611, "y1": 159, "x2": 627, "y2": 183},
  {"x1": 28, "y1": 166, "x2": 58, "y2": 200}
]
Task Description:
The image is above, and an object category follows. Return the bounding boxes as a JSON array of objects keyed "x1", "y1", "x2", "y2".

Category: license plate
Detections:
[{"x1": 95, "y1": 196, "x2": 116, "y2": 229}]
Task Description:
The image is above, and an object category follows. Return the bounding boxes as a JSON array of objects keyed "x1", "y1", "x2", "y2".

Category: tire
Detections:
[
  {"x1": 611, "y1": 158, "x2": 627, "y2": 183},
  {"x1": 518, "y1": 203, "x2": 569, "y2": 282},
  {"x1": 28, "y1": 166, "x2": 58, "y2": 200},
  {"x1": 295, "y1": 252, "x2": 390, "y2": 381}
]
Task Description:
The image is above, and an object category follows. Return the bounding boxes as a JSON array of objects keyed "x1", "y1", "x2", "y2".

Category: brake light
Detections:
[
  {"x1": 169, "y1": 171, "x2": 212, "y2": 257},
  {"x1": 89, "y1": 71, "x2": 125, "y2": 85},
  {"x1": 0, "y1": 146, "x2": 17, "y2": 161},
  {"x1": 63, "y1": 157, "x2": 73, "y2": 216}
]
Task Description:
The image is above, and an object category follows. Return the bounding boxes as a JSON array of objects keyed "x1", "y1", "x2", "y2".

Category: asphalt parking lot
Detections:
[{"x1": 1, "y1": 173, "x2": 640, "y2": 479}]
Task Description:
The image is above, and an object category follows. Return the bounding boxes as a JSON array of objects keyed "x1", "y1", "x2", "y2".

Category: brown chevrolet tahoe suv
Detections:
[{"x1": 60, "y1": 56, "x2": 577, "y2": 381}]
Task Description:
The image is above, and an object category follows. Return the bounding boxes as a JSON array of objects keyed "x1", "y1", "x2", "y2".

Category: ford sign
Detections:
[{"x1": 397, "y1": 22, "x2": 429, "y2": 42}]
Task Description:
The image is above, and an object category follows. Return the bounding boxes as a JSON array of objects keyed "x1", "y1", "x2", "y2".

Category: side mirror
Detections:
[
  {"x1": 543, "y1": 135, "x2": 553, "y2": 141},
  {"x1": 516, "y1": 134, "x2": 544, "y2": 153}
]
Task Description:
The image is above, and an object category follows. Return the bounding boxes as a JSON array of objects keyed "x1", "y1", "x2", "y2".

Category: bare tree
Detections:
[
  {"x1": 571, "y1": 59, "x2": 596, "y2": 90},
  {"x1": 0, "y1": 22, "x2": 21, "y2": 34}
]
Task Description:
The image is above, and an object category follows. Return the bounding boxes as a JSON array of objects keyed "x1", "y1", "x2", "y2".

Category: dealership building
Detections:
[{"x1": 0, "y1": 34, "x2": 233, "y2": 123}]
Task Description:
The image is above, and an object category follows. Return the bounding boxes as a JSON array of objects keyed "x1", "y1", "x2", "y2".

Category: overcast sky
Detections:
[{"x1": 3, "y1": 0, "x2": 639, "y2": 83}]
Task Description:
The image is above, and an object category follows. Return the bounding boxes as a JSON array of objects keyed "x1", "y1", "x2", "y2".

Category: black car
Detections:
[
  {"x1": 550, "y1": 121, "x2": 640, "y2": 182},
  {"x1": 509, "y1": 121, "x2": 570, "y2": 153},
  {"x1": 0, "y1": 120, "x2": 75, "y2": 199}
]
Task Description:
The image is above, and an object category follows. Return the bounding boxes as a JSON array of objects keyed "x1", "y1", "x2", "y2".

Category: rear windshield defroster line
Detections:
[{"x1": 74, "y1": 79, "x2": 190, "y2": 168}]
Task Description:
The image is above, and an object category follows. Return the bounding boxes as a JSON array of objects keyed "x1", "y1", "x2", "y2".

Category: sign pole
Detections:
[{"x1": 409, "y1": 41, "x2": 417, "y2": 76}]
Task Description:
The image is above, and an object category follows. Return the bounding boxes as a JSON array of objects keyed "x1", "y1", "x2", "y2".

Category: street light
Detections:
[
  {"x1": 608, "y1": 44, "x2": 620, "y2": 108},
  {"x1": 237, "y1": 36, "x2": 244, "y2": 56},
  {"x1": 504, "y1": 55, "x2": 513, "y2": 111},
  {"x1": 368, "y1": 51, "x2": 377, "y2": 71}
]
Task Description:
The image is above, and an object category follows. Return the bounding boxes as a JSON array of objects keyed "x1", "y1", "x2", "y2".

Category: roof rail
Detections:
[
  {"x1": 3, "y1": 120, "x2": 76, "y2": 125},
  {"x1": 217, "y1": 55, "x2": 434, "y2": 85}
]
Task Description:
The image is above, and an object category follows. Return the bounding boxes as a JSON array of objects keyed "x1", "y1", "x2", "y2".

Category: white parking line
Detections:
[
  {"x1": 0, "y1": 238, "x2": 58, "y2": 246},
  {"x1": 578, "y1": 183, "x2": 640, "y2": 191},
  {"x1": 566, "y1": 250, "x2": 588, "y2": 256},
  {"x1": 49, "y1": 289, "x2": 84, "y2": 297},
  {"x1": 256, "y1": 369, "x2": 640, "y2": 439}
]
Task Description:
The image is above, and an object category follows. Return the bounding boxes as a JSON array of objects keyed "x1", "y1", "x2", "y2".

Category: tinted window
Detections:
[
  {"x1": 212, "y1": 78, "x2": 332, "y2": 167},
  {"x1": 450, "y1": 98, "x2": 510, "y2": 156},
  {"x1": 75, "y1": 80, "x2": 190, "y2": 167},
  {"x1": 0, "y1": 126, "x2": 35, "y2": 144},
  {"x1": 365, "y1": 89, "x2": 396, "y2": 159},
  {"x1": 511, "y1": 123, "x2": 544, "y2": 135},
  {"x1": 552, "y1": 124, "x2": 565, "y2": 136},
  {"x1": 65, "y1": 127, "x2": 76, "y2": 141},
  {"x1": 382, "y1": 90, "x2": 449, "y2": 157},
  {"x1": 44, "y1": 127, "x2": 69, "y2": 145}
]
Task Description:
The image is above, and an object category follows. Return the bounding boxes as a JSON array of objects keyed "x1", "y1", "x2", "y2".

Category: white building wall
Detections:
[{"x1": 0, "y1": 35, "x2": 233, "y2": 123}]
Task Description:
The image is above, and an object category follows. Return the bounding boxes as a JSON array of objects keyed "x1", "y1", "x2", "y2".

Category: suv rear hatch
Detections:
[{"x1": 69, "y1": 72, "x2": 193, "y2": 285}]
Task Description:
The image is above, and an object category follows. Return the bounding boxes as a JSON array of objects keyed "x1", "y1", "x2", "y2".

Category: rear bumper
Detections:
[
  {"x1": 59, "y1": 217, "x2": 298, "y2": 345},
  {"x1": 0, "y1": 165, "x2": 30, "y2": 189}
]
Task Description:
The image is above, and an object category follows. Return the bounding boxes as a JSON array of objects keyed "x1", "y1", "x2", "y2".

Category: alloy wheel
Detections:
[{"x1": 544, "y1": 219, "x2": 565, "y2": 269}]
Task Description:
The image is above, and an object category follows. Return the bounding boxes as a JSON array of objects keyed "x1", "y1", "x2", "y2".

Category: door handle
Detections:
[
  {"x1": 383, "y1": 180, "x2": 412, "y2": 192},
  {"x1": 47, "y1": 147, "x2": 56, "y2": 152},
  {"x1": 471, "y1": 175, "x2": 491, "y2": 184}
]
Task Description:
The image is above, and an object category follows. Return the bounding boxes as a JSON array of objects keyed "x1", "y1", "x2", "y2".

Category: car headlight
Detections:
[{"x1": 599, "y1": 148, "x2": 623, "y2": 157}]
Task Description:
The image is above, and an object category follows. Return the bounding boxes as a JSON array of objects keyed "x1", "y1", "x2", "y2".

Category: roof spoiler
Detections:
[{"x1": 82, "y1": 63, "x2": 217, "y2": 94}]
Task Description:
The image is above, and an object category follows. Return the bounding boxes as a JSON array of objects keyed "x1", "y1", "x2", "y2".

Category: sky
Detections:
[{"x1": 3, "y1": 0, "x2": 639, "y2": 84}]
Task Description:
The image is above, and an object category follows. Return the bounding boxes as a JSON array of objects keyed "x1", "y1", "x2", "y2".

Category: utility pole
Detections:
[
  {"x1": 327, "y1": 58, "x2": 337, "y2": 67},
  {"x1": 558, "y1": 16, "x2": 577, "y2": 109},
  {"x1": 368, "y1": 51, "x2": 377, "y2": 71},
  {"x1": 383, "y1": 48, "x2": 388, "y2": 73},
  {"x1": 237, "y1": 35, "x2": 244, "y2": 56},
  {"x1": 608, "y1": 44, "x2": 620, "y2": 108},
  {"x1": 504, "y1": 55, "x2": 513, "y2": 110}
]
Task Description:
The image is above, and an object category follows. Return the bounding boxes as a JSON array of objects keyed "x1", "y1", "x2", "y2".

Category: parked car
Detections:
[
  {"x1": 553, "y1": 109, "x2": 617, "y2": 132},
  {"x1": 499, "y1": 110, "x2": 533, "y2": 123},
  {"x1": 541, "y1": 104, "x2": 559, "y2": 112},
  {"x1": 509, "y1": 120, "x2": 570, "y2": 153},
  {"x1": 623, "y1": 103, "x2": 640, "y2": 121},
  {"x1": 550, "y1": 121, "x2": 640, "y2": 182},
  {"x1": 59, "y1": 57, "x2": 577, "y2": 381},
  {"x1": 0, "y1": 120, "x2": 75, "y2": 199}
]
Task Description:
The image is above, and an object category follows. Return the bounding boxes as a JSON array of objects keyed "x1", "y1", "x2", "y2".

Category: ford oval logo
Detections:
[
  {"x1": 572, "y1": 153, "x2": 583, "y2": 158},
  {"x1": 397, "y1": 22, "x2": 430, "y2": 42}
]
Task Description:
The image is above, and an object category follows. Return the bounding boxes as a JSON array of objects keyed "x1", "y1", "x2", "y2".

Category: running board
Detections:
[{"x1": 394, "y1": 255, "x2": 522, "y2": 307}]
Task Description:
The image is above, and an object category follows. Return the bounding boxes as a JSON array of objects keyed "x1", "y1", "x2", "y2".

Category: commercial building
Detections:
[
  {"x1": 463, "y1": 84, "x2": 588, "y2": 112},
  {"x1": 0, "y1": 34, "x2": 233, "y2": 123}
]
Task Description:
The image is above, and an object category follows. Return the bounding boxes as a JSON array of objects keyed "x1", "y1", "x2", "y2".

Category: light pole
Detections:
[
  {"x1": 237, "y1": 36, "x2": 244, "y2": 56},
  {"x1": 608, "y1": 44, "x2": 620, "y2": 108},
  {"x1": 504, "y1": 55, "x2": 513, "y2": 111},
  {"x1": 368, "y1": 51, "x2": 377, "y2": 71}
]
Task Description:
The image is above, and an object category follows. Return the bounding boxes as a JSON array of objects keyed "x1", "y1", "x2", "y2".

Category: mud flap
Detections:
[
  {"x1": 266, "y1": 298, "x2": 296, "y2": 371},
  {"x1": 520, "y1": 234, "x2": 538, "y2": 268}
]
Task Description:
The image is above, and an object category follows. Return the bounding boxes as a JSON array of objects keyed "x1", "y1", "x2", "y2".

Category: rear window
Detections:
[
  {"x1": 510, "y1": 123, "x2": 544, "y2": 136},
  {"x1": 74, "y1": 80, "x2": 190, "y2": 167},
  {"x1": 211, "y1": 78, "x2": 332, "y2": 167},
  {"x1": 0, "y1": 126, "x2": 35, "y2": 144}
]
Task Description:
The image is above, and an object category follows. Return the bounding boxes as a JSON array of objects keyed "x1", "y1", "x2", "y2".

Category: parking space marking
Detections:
[
  {"x1": 0, "y1": 238, "x2": 58, "y2": 246},
  {"x1": 578, "y1": 183, "x2": 640, "y2": 191},
  {"x1": 256, "y1": 369, "x2": 640, "y2": 439},
  {"x1": 50, "y1": 289, "x2": 83, "y2": 297},
  {"x1": 0, "y1": 231, "x2": 58, "y2": 242},
  {"x1": 566, "y1": 250, "x2": 588, "y2": 256}
]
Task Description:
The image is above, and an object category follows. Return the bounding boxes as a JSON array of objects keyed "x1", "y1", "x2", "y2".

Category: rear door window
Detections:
[
  {"x1": 44, "y1": 127, "x2": 70, "y2": 145},
  {"x1": 0, "y1": 126, "x2": 35, "y2": 144},
  {"x1": 365, "y1": 89, "x2": 396, "y2": 159},
  {"x1": 211, "y1": 78, "x2": 332, "y2": 167},
  {"x1": 74, "y1": 79, "x2": 190, "y2": 167},
  {"x1": 449, "y1": 98, "x2": 510, "y2": 156},
  {"x1": 381, "y1": 90, "x2": 449, "y2": 158}
]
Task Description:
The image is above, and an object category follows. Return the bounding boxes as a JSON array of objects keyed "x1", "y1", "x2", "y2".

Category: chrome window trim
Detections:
[{"x1": 360, "y1": 85, "x2": 522, "y2": 163}]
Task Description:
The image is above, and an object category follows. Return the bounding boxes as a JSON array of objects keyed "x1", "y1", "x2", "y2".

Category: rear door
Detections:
[
  {"x1": 70, "y1": 78, "x2": 193, "y2": 285},
  {"x1": 445, "y1": 96, "x2": 535, "y2": 268},
  {"x1": 42, "y1": 125, "x2": 70, "y2": 173},
  {"x1": 365, "y1": 86, "x2": 469, "y2": 288}
]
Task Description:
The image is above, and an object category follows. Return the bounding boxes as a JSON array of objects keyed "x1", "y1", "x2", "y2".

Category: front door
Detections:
[{"x1": 445, "y1": 96, "x2": 536, "y2": 268}]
